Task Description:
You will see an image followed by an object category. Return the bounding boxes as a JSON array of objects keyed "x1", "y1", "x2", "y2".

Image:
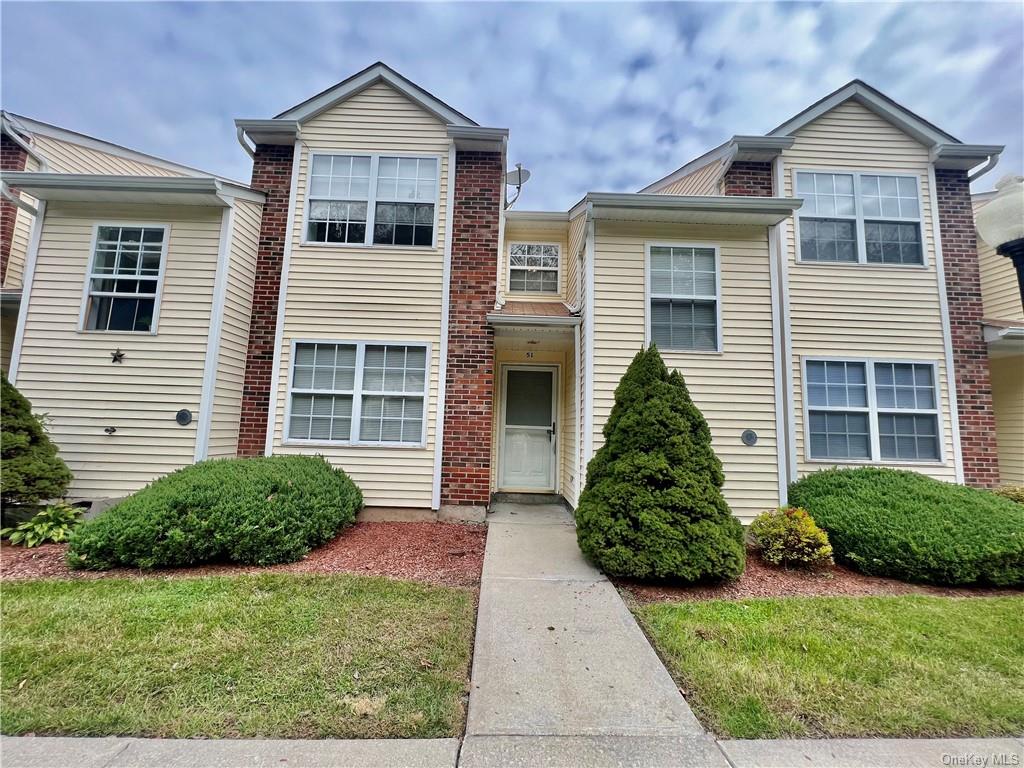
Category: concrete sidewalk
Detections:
[{"x1": 459, "y1": 502, "x2": 727, "y2": 767}]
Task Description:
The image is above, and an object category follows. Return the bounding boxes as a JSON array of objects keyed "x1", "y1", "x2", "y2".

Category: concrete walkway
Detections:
[{"x1": 459, "y1": 502, "x2": 727, "y2": 767}]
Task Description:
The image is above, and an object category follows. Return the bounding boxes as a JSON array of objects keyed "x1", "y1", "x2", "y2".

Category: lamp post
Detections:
[{"x1": 975, "y1": 174, "x2": 1024, "y2": 312}]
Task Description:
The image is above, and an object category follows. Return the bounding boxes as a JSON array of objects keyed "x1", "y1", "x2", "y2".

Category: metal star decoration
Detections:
[{"x1": 110, "y1": 349, "x2": 125, "y2": 364}]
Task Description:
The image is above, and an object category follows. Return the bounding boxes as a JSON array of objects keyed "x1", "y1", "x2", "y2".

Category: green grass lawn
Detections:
[
  {"x1": 635, "y1": 596, "x2": 1024, "y2": 739},
  {"x1": 1, "y1": 574, "x2": 475, "y2": 739}
]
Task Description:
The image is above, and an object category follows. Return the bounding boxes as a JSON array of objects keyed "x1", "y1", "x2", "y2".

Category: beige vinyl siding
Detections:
[
  {"x1": 657, "y1": 159, "x2": 724, "y2": 196},
  {"x1": 30, "y1": 134, "x2": 187, "y2": 177},
  {"x1": 561, "y1": 338, "x2": 578, "y2": 503},
  {"x1": 990, "y1": 353, "x2": 1024, "y2": 485},
  {"x1": 206, "y1": 199, "x2": 262, "y2": 459},
  {"x1": 591, "y1": 221, "x2": 780, "y2": 521},
  {"x1": 271, "y1": 81, "x2": 451, "y2": 508},
  {"x1": 975, "y1": 201, "x2": 1023, "y2": 322},
  {"x1": 1, "y1": 315, "x2": 15, "y2": 376},
  {"x1": 503, "y1": 219, "x2": 570, "y2": 301},
  {"x1": 566, "y1": 211, "x2": 586, "y2": 308},
  {"x1": 573, "y1": 211, "x2": 590, "y2": 494},
  {"x1": 781, "y1": 99, "x2": 957, "y2": 482},
  {"x1": 15, "y1": 202, "x2": 223, "y2": 497},
  {"x1": 5, "y1": 154, "x2": 41, "y2": 290}
]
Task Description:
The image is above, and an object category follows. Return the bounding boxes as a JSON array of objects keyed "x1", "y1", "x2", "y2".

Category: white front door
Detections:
[{"x1": 500, "y1": 366, "x2": 557, "y2": 491}]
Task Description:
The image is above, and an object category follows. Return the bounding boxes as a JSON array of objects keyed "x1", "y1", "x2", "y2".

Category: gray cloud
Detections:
[{"x1": 2, "y1": 1, "x2": 1020, "y2": 209}]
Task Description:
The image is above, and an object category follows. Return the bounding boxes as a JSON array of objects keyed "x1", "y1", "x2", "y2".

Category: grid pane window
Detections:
[
  {"x1": 306, "y1": 154, "x2": 437, "y2": 246},
  {"x1": 796, "y1": 171, "x2": 924, "y2": 265},
  {"x1": 805, "y1": 359, "x2": 941, "y2": 463},
  {"x1": 648, "y1": 246, "x2": 718, "y2": 351},
  {"x1": 509, "y1": 243, "x2": 559, "y2": 293},
  {"x1": 85, "y1": 226, "x2": 165, "y2": 332},
  {"x1": 288, "y1": 342, "x2": 427, "y2": 445}
]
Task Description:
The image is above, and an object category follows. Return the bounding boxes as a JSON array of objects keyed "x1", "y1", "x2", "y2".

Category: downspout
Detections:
[
  {"x1": 772, "y1": 155, "x2": 798, "y2": 484},
  {"x1": 583, "y1": 202, "x2": 596, "y2": 468},
  {"x1": 236, "y1": 126, "x2": 255, "y2": 160},
  {"x1": 1, "y1": 114, "x2": 49, "y2": 171},
  {"x1": 967, "y1": 155, "x2": 998, "y2": 184},
  {"x1": 1, "y1": 182, "x2": 38, "y2": 216},
  {"x1": 494, "y1": 136, "x2": 508, "y2": 310}
]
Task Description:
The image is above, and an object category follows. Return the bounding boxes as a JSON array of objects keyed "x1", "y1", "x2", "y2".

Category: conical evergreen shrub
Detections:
[
  {"x1": 1, "y1": 373, "x2": 72, "y2": 506},
  {"x1": 575, "y1": 346, "x2": 745, "y2": 581}
]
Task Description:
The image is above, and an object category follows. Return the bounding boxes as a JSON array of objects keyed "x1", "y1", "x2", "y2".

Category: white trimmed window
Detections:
[
  {"x1": 509, "y1": 243, "x2": 559, "y2": 293},
  {"x1": 287, "y1": 341, "x2": 428, "y2": 445},
  {"x1": 805, "y1": 359, "x2": 940, "y2": 462},
  {"x1": 796, "y1": 171, "x2": 923, "y2": 265},
  {"x1": 305, "y1": 153, "x2": 438, "y2": 247},
  {"x1": 83, "y1": 225, "x2": 167, "y2": 332},
  {"x1": 648, "y1": 244, "x2": 720, "y2": 352}
]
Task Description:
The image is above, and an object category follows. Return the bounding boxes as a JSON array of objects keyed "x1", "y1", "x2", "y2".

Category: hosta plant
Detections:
[{"x1": 1, "y1": 502, "x2": 82, "y2": 547}]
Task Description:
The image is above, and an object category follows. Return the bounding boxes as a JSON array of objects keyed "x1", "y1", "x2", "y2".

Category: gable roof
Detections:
[
  {"x1": 767, "y1": 79, "x2": 960, "y2": 146},
  {"x1": 274, "y1": 61, "x2": 478, "y2": 126}
]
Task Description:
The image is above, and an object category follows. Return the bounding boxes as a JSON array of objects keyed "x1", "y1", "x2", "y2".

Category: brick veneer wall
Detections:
[
  {"x1": 440, "y1": 151, "x2": 503, "y2": 506},
  {"x1": 1, "y1": 133, "x2": 30, "y2": 285},
  {"x1": 722, "y1": 161, "x2": 773, "y2": 196},
  {"x1": 935, "y1": 168, "x2": 1000, "y2": 488},
  {"x1": 237, "y1": 144, "x2": 294, "y2": 456}
]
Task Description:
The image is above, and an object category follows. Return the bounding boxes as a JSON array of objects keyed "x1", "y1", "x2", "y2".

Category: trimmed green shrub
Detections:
[
  {"x1": 750, "y1": 507, "x2": 834, "y2": 569},
  {"x1": 67, "y1": 456, "x2": 362, "y2": 570},
  {"x1": 575, "y1": 346, "x2": 745, "y2": 582},
  {"x1": 994, "y1": 485, "x2": 1024, "y2": 505},
  {"x1": 1, "y1": 502, "x2": 82, "y2": 547},
  {"x1": 789, "y1": 467, "x2": 1024, "y2": 586},
  {"x1": 1, "y1": 373, "x2": 72, "y2": 507}
]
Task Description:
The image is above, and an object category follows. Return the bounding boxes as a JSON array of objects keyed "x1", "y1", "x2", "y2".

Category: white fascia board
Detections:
[
  {"x1": 274, "y1": 62, "x2": 477, "y2": 127},
  {"x1": 486, "y1": 314, "x2": 582, "y2": 327},
  {"x1": 6, "y1": 112, "x2": 228, "y2": 179},
  {"x1": 447, "y1": 125, "x2": 508, "y2": 151},
  {"x1": 234, "y1": 119, "x2": 301, "y2": 147},
  {"x1": 504, "y1": 210, "x2": 570, "y2": 223},
  {"x1": 576, "y1": 193, "x2": 802, "y2": 224},
  {"x1": 768, "y1": 81, "x2": 960, "y2": 147},
  {"x1": 1, "y1": 172, "x2": 265, "y2": 206}
]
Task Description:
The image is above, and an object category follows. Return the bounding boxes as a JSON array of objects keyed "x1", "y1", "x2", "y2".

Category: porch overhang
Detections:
[
  {"x1": 984, "y1": 319, "x2": 1024, "y2": 358},
  {"x1": 570, "y1": 193, "x2": 802, "y2": 226},
  {"x1": 487, "y1": 301, "x2": 581, "y2": 329},
  {"x1": 0, "y1": 172, "x2": 266, "y2": 207}
]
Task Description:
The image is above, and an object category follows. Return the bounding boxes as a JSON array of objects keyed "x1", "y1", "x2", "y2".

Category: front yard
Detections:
[
  {"x1": 1, "y1": 574, "x2": 475, "y2": 739},
  {"x1": 635, "y1": 595, "x2": 1024, "y2": 739}
]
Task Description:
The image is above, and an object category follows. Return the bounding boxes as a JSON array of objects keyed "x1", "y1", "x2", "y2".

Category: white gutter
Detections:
[
  {"x1": 431, "y1": 142, "x2": 458, "y2": 510},
  {"x1": 8, "y1": 200, "x2": 46, "y2": 386},
  {"x1": 1, "y1": 114, "x2": 49, "y2": 171},
  {"x1": 486, "y1": 313, "x2": 581, "y2": 327},
  {"x1": 1, "y1": 172, "x2": 265, "y2": 204},
  {"x1": 1, "y1": 181, "x2": 37, "y2": 216}
]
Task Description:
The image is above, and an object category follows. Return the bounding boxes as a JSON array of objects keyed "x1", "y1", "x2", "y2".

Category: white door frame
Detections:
[{"x1": 498, "y1": 363, "x2": 560, "y2": 493}]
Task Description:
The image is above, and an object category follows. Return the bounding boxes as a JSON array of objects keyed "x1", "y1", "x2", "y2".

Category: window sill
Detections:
[
  {"x1": 803, "y1": 457, "x2": 946, "y2": 467},
  {"x1": 658, "y1": 347, "x2": 724, "y2": 356},
  {"x1": 281, "y1": 439, "x2": 427, "y2": 450},
  {"x1": 298, "y1": 241, "x2": 438, "y2": 252},
  {"x1": 793, "y1": 259, "x2": 929, "y2": 270},
  {"x1": 505, "y1": 292, "x2": 565, "y2": 300},
  {"x1": 77, "y1": 329, "x2": 158, "y2": 336}
]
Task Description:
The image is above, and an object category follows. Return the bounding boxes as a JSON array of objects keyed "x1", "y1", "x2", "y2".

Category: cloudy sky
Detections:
[{"x1": 2, "y1": 1, "x2": 1021, "y2": 209}]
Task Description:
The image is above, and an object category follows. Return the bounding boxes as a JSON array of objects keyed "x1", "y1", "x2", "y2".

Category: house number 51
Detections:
[{"x1": 525, "y1": 351, "x2": 534, "y2": 359}]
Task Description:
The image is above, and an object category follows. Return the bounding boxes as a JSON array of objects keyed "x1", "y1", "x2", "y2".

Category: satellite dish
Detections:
[
  {"x1": 505, "y1": 163, "x2": 531, "y2": 209},
  {"x1": 505, "y1": 166, "x2": 531, "y2": 186}
]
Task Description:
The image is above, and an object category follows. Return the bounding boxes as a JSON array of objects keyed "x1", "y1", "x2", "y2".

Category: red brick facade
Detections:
[
  {"x1": 237, "y1": 144, "x2": 294, "y2": 456},
  {"x1": 722, "y1": 160, "x2": 773, "y2": 196},
  {"x1": 1, "y1": 133, "x2": 30, "y2": 285},
  {"x1": 440, "y1": 151, "x2": 503, "y2": 506},
  {"x1": 934, "y1": 168, "x2": 1000, "y2": 488}
]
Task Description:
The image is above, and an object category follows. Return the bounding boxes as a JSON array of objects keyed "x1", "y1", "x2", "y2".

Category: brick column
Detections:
[
  {"x1": 237, "y1": 144, "x2": 294, "y2": 456},
  {"x1": 935, "y1": 168, "x2": 1000, "y2": 487},
  {"x1": 440, "y1": 151, "x2": 502, "y2": 510},
  {"x1": 723, "y1": 161, "x2": 773, "y2": 196},
  {"x1": 1, "y1": 133, "x2": 30, "y2": 286}
]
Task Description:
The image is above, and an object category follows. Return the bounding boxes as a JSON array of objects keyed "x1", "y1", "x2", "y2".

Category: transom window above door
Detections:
[
  {"x1": 305, "y1": 153, "x2": 439, "y2": 248},
  {"x1": 82, "y1": 224, "x2": 167, "y2": 333},
  {"x1": 508, "y1": 243, "x2": 560, "y2": 293},
  {"x1": 795, "y1": 171, "x2": 923, "y2": 265}
]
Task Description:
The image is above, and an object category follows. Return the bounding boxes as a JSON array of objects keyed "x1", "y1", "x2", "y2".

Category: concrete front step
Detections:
[{"x1": 490, "y1": 492, "x2": 569, "y2": 507}]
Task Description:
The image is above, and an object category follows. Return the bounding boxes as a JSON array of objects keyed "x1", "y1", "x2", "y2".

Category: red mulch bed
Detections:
[
  {"x1": 0, "y1": 522, "x2": 486, "y2": 588},
  {"x1": 619, "y1": 549, "x2": 1022, "y2": 603}
]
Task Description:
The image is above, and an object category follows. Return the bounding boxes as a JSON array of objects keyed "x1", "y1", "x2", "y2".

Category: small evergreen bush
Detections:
[
  {"x1": 67, "y1": 456, "x2": 362, "y2": 570},
  {"x1": 575, "y1": 346, "x2": 745, "y2": 582},
  {"x1": 994, "y1": 485, "x2": 1024, "y2": 505},
  {"x1": 749, "y1": 507, "x2": 833, "y2": 569},
  {"x1": 789, "y1": 467, "x2": 1024, "y2": 586},
  {"x1": 1, "y1": 373, "x2": 72, "y2": 507},
  {"x1": 1, "y1": 502, "x2": 82, "y2": 547}
]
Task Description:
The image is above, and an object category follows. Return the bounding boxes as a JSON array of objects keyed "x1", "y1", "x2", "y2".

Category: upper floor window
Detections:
[
  {"x1": 305, "y1": 154, "x2": 438, "y2": 248},
  {"x1": 647, "y1": 244, "x2": 720, "y2": 352},
  {"x1": 508, "y1": 243, "x2": 559, "y2": 293},
  {"x1": 805, "y1": 358, "x2": 940, "y2": 463},
  {"x1": 82, "y1": 225, "x2": 166, "y2": 333},
  {"x1": 796, "y1": 171, "x2": 923, "y2": 266},
  {"x1": 287, "y1": 341, "x2": 429, "y2": 446}
]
